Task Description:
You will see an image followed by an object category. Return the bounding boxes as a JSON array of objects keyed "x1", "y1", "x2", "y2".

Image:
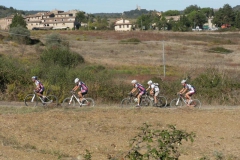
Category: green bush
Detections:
[
  {"x1": 40, "y1": 46, "x2": 84, "y2": 69},
  {"x1": 207, "y1": 47, "x2": 233, "y2": 54},
  {"x1": 9, "y1": 26, "x2": 31, "y2": 45},
  {"x1": 119, "y1": 38, "x2": 141, "y2": 44},
  {"x1": 125, "y1": 123, "x2": 195, "y2": 160}
]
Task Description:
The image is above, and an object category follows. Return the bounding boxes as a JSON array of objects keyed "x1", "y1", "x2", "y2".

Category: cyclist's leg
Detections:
[
  {"x1": 137, "y1": 91, "x2": 144, "y2": 106},
  {"x1": 186, "y1": 91, "x2": 194, "y2": 105},
  {"x1": 79, "y1": 90, "x2": 88, "y2": 102},
  {"x1": 154, "y1": 91, "x2": 159, "y2": 105}
]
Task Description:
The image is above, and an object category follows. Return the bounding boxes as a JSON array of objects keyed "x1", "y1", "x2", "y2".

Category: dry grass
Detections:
[
  {"x1": 1, "y1": 31, "x2": 240, "y2": 160},
  {"x1": 0, "y1": 106, "x2": 240, "y2": 160}
]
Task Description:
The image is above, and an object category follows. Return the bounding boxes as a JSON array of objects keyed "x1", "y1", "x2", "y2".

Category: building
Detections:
[
  {"x1": 1, "y1": 10, "x2": 77, "y2": 30},
  {"x1": 114, "y1": 18, "x2": 132, "y2": 31}
]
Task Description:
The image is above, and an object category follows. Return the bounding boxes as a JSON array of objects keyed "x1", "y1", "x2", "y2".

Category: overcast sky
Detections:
[{"x1": 1, "y1": 0, "x2": 239, "y2": 13}]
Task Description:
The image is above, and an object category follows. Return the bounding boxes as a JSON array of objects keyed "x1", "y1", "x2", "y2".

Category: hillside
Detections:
[{"x1": 0, "y1": 5, "x2": 47, "y2": 18}]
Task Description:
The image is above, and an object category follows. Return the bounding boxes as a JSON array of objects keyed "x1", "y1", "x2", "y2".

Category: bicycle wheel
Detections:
[
  {"x1": 190, "y1": 99, "x2": 201, "y2": 109},
  {"x1": 24, "y1": 94, "x2": 38, "y2": 107},
  {"x1": 140, "y1": 98, "x2": 152, "y2": 107},
  {"x1": 62, "y1": 97, "x2": 76, "y2": 108},
  {"x1": 121, "y1": 98, "x2": 134, "y2": 107},
  {"x1": 170, "y1": 98, "x2": 182, "y2": 108},
  {"x1": 82, "y1": 98, "x2": 95, "y2": 107},
  {"x1": 45, "y1": 95, "x2": 58, "y2": 108},
  {"x1": 156, "y1": 96, "x2": 167, "y2": 107}
]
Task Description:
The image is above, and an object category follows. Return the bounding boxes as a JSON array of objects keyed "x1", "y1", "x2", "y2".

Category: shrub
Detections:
[
  {"x1": 40, "y1": 46, "x2": 84, "y2": 69},
  {"x1": 125, "y1": 123, "x2": 195, "y2": 160},
  {"x1": 207, "y1": 47, "x2": 233, "y2": 54},
  {"x1": 9, "y1": 26, "x2": 31, "y2": 45},
  {"x1": 119, "y1": 38, "x2": 141, "y2": 44}
]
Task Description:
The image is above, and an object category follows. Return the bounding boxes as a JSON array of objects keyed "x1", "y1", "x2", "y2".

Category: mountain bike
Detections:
[
  {"x1": 120, "y1": 93, "x2": 152, "y2": 107},
  {"x1": 170, "y1": 94, "x2": 201, "y2": 109},
  {"x1": 146, "y1": 93, "x2": 167, "y2": 107},
  {"x1": 24, "y1": 91, "x2": 58, "y2": 108},
  {"x1": 61, "y1": 91, "x2": 95, "y2": 108}
]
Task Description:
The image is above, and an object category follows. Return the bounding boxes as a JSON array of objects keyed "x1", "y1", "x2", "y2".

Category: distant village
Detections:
[{"x1": 0, "y1": 5, "x2": 218, "y2": 32}]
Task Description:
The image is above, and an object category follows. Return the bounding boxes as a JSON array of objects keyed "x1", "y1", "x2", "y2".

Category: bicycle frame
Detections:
[
  {"x1": 176, "y1": 94, "x2": 188, "y2": 105},
  {"x1": 170, "y1": 94, "x2": 201, "y2": 109},
  {"x1": 63, "y1": 91, "x2": 94, "y2": 107},
  {"x1": 69, "y1": 93, "x2": 86, "y2": 106},
  {"x1": 31, "y1": 92, "x2": 45, "y2": 104}
]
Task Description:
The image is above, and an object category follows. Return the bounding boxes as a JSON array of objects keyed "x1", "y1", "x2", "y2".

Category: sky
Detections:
[{"x1": 1, "y1": 0, "x2": 239, "y2": 13}]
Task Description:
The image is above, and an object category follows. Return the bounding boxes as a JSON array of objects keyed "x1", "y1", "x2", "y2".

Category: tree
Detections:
[
  {"x1": 187, "y1": 10, "x2": 207, "y2": 28},
  {"x1": 9, "y1": 26, "x2": 30, "y2": 55},
  {"x1": 235, "y1": 11, "x2": 240, "y2": 28},
  {"x1": 163, "y1": 10, "x2": 180, "y2": 16},
  {"x1": 9, "y1": 13, "x2": 27, "y2": 29},
  {"x1": 213, "y1": 4, "x2": 235, "y2": 27},
  {"x1": 75, "y1": 11, "x2": 87, "y2": 29},
  {"x1": 201, "y1": 7, "x2": 214, "y2": 18},
  {"x1": 184, "y1": 5, "x2": 200, "y2": 14}
]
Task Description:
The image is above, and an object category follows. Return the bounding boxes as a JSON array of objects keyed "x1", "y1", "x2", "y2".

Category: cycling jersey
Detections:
[
  {"x1": 34, "y1": 80, "x2": 44, "y2": 94},
  {"x1": 77, "y1": 81, "x2": 88, "y2": 91},
  {"x1": 150, "y1": 84, "x2": 159, "y2": 92},
  {"x1": 35, "y1": 80, "x2": 44, "y2": 89},
  {"x1": 184, "y1": 84, "x2": 195, "y2": 92},
  {"x1": 135, "y1": 83, "x2": 146, "y2": 92}
]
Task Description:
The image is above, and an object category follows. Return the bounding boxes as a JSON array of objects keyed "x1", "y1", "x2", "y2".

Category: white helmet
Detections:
[
  {"x1": 181, "y1": 80, "x2": 186, "y2": 84},
  {"x1": 74, "y1": 78, "x2": 79, "y2": 83},
  {"x1": 32, "y1": 76, "x2": 37, "y2": 80},
  {"x1": 131, "y1": 80, "x2": 137, "y2": 84},
  {"x1": 147, "y1": 80, "x2": 152, "y2": 85}
]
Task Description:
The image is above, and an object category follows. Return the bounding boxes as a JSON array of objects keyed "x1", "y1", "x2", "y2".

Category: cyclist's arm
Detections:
[
  {"x1": 72, "y1": 85, "x2": 79, "y2": 91},
  {"x1": 179, "y1": 88, "x2": 187, "y2": 94},
  {"x1": 131, "y1": 88, "x2": 137, "y2": 94},
  {"x1": 146, "y1": 86, "x2": 150, "y2": 91},
  {"x1": 35, "y1": 83, "x2": 41, "y2": 91}
]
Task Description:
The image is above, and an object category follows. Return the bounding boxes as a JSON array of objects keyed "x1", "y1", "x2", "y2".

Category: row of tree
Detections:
[
  {"x1": 134, "y1": 4, "x2": 240, "y2": 31},
  {"x1": 73, "y1": 4, "x2": 240, "y2": 31}
]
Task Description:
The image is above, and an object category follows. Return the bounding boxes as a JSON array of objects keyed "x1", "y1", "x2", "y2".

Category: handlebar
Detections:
[{"x1": 70, "y1": 91, "x2": 76, "y2": 94}]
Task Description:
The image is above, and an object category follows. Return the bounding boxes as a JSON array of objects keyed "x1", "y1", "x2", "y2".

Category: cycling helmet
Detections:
[
  {"x1": 32, "y1": 76, "x2": 37, "y2": 80},
  {"x1": 74, "y1": 78, "x2": 79, "y2": 83},
  {"x1": 147, "y1": 80, "x2": 153, "y2": 85},
  {"x1": 131, "y1": 80, "x2": 137, "y2": 84},
  {"x1": 181, "y1": 80, "x2": 186, "y2": 84}
]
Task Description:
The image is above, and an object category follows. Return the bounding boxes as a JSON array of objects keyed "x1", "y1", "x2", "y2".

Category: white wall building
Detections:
[{"x1": 115, "y1": 18, "x2": 132, "y2": 31}]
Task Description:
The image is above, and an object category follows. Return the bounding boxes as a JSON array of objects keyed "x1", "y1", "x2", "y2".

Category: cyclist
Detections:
[
  {"x1": 178, "y1": 80, "x2": 196, "y2": 106},
  {"x1": 129, "y1": 80, "x2": 146, "y2": 107},
  {"x1": 146, "y1": 80, "x2": 160, "y2": 106},
  {"x1": 72, "y1": 78, "x2": 88, "y2": 103},
  {"x1": 32, "y1": 76, "x2": 46, "y2": 101}
]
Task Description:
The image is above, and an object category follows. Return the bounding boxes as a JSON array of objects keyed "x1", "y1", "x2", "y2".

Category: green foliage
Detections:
[
  {"x1": 119, "y1": 38, "x2": 141, "y2": 44},
  {"x1": 83, "y1": 149, "x2": 92, "y2": 160},
  {"x1": 40, "y1": 46, "x2": 84, "y2": 69},
  {"x1": 213, "y1": 4, "x2": 235, "y2": 27},
  {"x1": 44, "y1": 33, "x2": 68, "y2": 47},
  {"x1": 125, "y1": 123, "x2": 195, "y2": 160},
  {"x1": 184, "y1": 5, "x2": 201, "y2": 14},
  {"x1": 187, "y1": 10, "x2": 207, "y2": 28},
  {"x1": 0, "y1": 55, "x2": 29, "y2": 95},
  {"x1": 235, "y1": 11, "x2": 240, "y2": 28},
  {"x1": 163, "y1": 10, "x2": 180, "y2": 16},
  {"x1": 9, "y1": 26, "x2": 31, "y2": 44},
  {"x1": 10, "y1": 14, "x2": 27, "y2": 29},
  {"x1": 207, "y1": 47, "x2": 233, "y2": 54}
]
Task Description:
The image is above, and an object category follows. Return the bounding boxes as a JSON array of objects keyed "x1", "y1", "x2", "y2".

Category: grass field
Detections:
[{"x1": 1, "y1": 30, "x2": 240, "y2": 160}]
